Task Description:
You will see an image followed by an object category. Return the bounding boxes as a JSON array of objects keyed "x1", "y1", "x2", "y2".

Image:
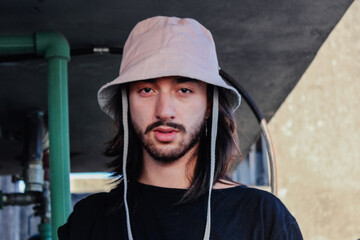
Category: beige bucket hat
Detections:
[{"x1": 97, "y1": 16, "x2": 241, "y2": 117}]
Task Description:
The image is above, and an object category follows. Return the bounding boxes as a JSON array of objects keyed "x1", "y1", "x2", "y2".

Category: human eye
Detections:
[
  {"x1": 138, "y1": 87, "x2": 155, "y2": 96},
  {"x1": 178, "y1": 88, "x2": 192, "y2": 94},
  {"x1": 140, "y1": 88, "x2": 153, "y2": 93}
]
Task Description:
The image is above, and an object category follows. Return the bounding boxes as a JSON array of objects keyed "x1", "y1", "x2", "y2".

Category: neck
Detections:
[{"x1": 138, "y1": 147, "x2": 197, "y2": 189}]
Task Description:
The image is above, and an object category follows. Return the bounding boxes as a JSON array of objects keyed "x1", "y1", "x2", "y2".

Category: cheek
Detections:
[
  {"x1": 129, "y1": 97, "x2": 142, "y2": 123},
  {"x1": 183, "y1": 100, "x2": 208, "y2": 124},
  {"x1": 129, "y1": 98, "x2": 153, "y2": 128}
]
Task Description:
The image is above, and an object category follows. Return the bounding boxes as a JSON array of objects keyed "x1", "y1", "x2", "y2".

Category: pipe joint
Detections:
[{"x1": 35, "y1": 32, "x2": 70, "y2": 60}]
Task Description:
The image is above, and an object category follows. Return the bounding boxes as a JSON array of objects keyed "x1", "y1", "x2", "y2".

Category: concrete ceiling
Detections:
[{"x1": 0, "y1": 0, "x2": 354, "y2": 174}]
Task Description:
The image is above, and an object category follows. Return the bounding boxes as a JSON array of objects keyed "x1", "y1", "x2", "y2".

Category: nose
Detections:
[{"x1": 155, "y1": 92, "x2": 176, "y2": 121}]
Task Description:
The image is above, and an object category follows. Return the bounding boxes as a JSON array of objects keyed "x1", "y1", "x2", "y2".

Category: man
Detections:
[{"x1": 58, "y1": 16, "x2": 303, "y2": 240}]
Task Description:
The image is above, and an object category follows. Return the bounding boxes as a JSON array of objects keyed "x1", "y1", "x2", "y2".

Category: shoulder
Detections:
[
  {"x1": 226, "y1": 186, "x2": 295, "y2": 220},
  {"x1": 71, "y1": 191, "x2": 118, "y2": 217},
  {"x1": 75, "y1": 192, "x2": 109, "y2": 208},
  {"x1": 218, "y1": 185, "x2": 284, "y2": 206},
  {"x1": 214, "y1": 186, "x2": 303, "y2": 239},
  {"x1": 73, "y1": 184, "x2": 123, "y2": 213},
  {"x1": 57, "y1": 192, "x2": 108, "y2": 240},
  {"x1": 243, "y1": 187, "x2": 303, "y2": 239},
  {"x1": 58, "y1": 188, "x2": 123, "y2": 240}
]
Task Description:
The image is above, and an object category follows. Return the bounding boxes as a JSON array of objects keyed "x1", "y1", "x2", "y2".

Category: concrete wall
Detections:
[{"x1": 268, "y1": 0, "x2": 360, "y2": 239}]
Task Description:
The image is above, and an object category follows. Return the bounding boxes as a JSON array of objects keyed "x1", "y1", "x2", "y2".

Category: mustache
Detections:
[{"x1": 144, "y1": 121, "x2": 186, "y2": 134}]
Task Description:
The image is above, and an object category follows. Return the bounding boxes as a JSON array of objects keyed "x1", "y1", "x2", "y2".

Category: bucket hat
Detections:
[{"x1": 97, "y1": 16, "x2": 241, "y2": 118}]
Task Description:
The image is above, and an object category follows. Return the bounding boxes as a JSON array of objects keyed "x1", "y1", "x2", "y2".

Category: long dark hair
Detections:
[{"x1": 104, "y1": 84, "x2": 241, "y2": 202}]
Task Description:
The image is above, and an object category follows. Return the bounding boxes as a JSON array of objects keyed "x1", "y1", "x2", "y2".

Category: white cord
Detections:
[
  {"x1": 203, "y1": 86, "x2": 219, "y2": 240},
  {"x1": 121, "y1": 87, "x2": 134, "y2": 240}
]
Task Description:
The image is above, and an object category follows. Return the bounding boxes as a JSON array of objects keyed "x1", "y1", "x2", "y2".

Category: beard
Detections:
[{"x1": 132, "y1": 119, "x2": 205, "y2": 163}]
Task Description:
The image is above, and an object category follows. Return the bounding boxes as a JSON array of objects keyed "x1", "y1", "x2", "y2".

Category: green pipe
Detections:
[
  {"x1": 0, "y1": 32, "x2": 71, "y2": 240},
  {"x1": 46, "y1": 57, "x2": 71, "y2": 239},
  {"x1": 35, "y1": 32, "x2": 70, "y2": 60},
  {"x1": 39, "y1": 223, "x2": 52, "y2": 240},
  {"x1": 0, "y1": 35, "x2": 35, "y2": 54},
  {"x1": 35, "y1": 32, "x2": 71, "y2": 240}
]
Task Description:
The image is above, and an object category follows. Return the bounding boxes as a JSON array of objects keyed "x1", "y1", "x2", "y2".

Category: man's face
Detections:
[{"x1": 128, "y1": 76, "x2": 209, "y2": 163}]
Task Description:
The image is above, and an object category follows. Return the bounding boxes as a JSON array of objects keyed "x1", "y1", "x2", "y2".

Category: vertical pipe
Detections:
[
  {"x1": 39, "y1": 223, "x2": 52, "y2": 240},
  {"x1": 47, "y1": 57, "x2": 71, "y2": 239},
  {"x1": 35, "y1": 31, "x2": 71, "y2": 240},
  {"x1": 260, "y1": 120, "x2": 278, "y2": 195}
]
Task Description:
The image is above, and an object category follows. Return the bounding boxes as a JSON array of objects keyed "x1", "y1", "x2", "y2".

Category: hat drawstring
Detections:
[
  {"x1": 121, "y1": 87, "x2": 134, "y2": 240},
  {"x1": 203, "y1": 86, "x2": 219, "y2": 240}
]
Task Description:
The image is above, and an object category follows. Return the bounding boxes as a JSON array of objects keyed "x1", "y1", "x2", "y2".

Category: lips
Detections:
[{"x1": 153, "y1": 127, "x2": 178, "y2": 142}]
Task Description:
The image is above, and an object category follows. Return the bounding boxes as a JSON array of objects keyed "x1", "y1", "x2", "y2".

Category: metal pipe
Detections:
[
  {"x1": 0, "y1": 32, "x2": 71, "y2": 240},
  {"x1": 39, "y1": 223, "x2": 52, "y2": 240},
  {"x1": 260, "y1": 120, "x2": 278, "y2": 195},
  {"x1": 1, "y1": 192, "x2": 41, "y2": 206},
  {"x1": 47, "y1": 57, "x2": 71, "y2": 239},
  {"x1": 0, "y1": 35, "x2": 35, "y2": 54},
  {"x1": 24, "y1": 111, "x2": 45, "y2": 192},
  {"x1": 35, "y1": 32, "x2": 71, "y2": 240}
]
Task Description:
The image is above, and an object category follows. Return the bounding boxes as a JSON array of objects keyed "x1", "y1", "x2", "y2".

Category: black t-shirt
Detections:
[{"x1": 58, "y1": 181, "x2": 303, "y2": 240}]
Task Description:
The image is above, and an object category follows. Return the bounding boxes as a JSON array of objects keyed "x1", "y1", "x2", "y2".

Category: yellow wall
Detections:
[
  {"x1": 70, "y1": 178, "x2": 114, "y2": 193},
  {"x1": 269, "y1": 1, "x2": 360, "y2": 239}
]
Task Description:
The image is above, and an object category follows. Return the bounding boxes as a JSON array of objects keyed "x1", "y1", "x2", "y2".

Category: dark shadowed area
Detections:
[{"x1": 0, "y1": 0, "x2": 354, "y2": 174}]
